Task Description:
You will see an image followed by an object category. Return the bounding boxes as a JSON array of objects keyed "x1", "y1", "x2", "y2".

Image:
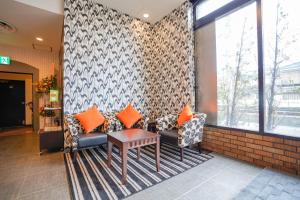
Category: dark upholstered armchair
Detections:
[
  {"x1": 64, "y1": 112, "x2": 117, "y2": 162},
  {"x1": 156, "y1": 113, "x2": 207, "y2": 161}
]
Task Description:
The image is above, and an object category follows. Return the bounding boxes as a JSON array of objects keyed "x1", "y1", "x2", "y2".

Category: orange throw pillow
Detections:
[
  {"x1": 75, "y1": 106, "x2": 105, "y2": 133},
  {"x1": 116, "y1": 104, "x2": 142, "y2": 129},
  {"x1": 177, "y1": 105, "x2": 193, "y2": 127}
]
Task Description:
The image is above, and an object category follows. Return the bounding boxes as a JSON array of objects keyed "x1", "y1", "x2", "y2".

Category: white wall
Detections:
[
  {"x1": 0, "y1": 44, "x2": 60, "y2": 129},
  {"x1": 0, "y1": 44, "x2": 59, "y2": 80}
]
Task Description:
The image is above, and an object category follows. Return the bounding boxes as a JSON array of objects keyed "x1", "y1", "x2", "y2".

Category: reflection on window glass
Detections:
[
  {"x1": 216, "y1": 2, "x2": 258, "y2": 130},
  {"x1": 195, "y1": 2, "x2": 258, "y2": 131},
  {"x1": 196, "y1": 0, "x2": 233, "y2": 20},
  {"x1": 263, "y1": 0, "x2": 300, "y2": 136}
]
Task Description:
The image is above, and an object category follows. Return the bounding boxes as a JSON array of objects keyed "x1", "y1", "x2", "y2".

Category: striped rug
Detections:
[{"x1": 64, "y1": 143, "x2": 213, "y2": 200}]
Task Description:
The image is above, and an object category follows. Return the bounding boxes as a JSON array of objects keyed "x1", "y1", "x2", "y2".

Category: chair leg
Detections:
[
  {"x1": 198, "y1": 142, "x2": 202, "y2": 154},
  {"x1": 73, "y1": 150, "x2": 78, "y2": 162},
  {"x1": 180, "y1": 147, "x2": 184, "y2": 161}
]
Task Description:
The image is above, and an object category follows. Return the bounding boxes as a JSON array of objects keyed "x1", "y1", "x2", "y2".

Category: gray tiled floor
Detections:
[{"x1": 0, "y1": 129, "x2": 296, "y2": 200}]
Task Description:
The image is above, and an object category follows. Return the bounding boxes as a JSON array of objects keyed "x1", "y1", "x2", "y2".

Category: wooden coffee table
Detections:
[{"x1": 106, "y1": 129, "x2": 160, "y2": 184}]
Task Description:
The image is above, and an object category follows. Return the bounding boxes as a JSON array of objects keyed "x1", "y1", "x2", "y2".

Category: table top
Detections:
[{"x1": 106, "y1": 129, "x2": 158, "y2": 143}]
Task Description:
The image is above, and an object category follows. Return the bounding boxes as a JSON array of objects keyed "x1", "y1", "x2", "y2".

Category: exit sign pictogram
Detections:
[{"x1": 0, "y1": 56, "x2": 11, "y2": 65}]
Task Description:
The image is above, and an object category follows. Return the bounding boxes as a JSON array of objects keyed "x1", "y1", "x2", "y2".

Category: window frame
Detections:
[{"x1": 193, "y1": 0, "x2": 300, "y2": 139}]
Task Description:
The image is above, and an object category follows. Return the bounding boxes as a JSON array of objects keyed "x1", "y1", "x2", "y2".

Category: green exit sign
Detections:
[{"x1": 0, "y1": 56, "x2": 11, "y2": 65}]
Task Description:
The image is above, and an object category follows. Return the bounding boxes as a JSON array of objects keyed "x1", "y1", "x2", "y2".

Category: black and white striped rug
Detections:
[{"x1": 64, "y1": 143, "x2": 213, "y2": 200}]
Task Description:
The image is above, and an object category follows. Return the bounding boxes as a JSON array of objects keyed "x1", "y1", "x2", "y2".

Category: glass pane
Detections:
[
  {"x1": 196, "y1": 0, "x2": 233, "y2": 20},
  {"x1": 195, "y1": 2, "x2": 259, "y2": 131},
  {"x1": 263, "y1": 0, "x2": 300, "y2": 136}
]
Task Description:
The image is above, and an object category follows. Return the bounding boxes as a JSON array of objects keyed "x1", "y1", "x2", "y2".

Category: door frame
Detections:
[{"x1": 0, "y1": 61, "x2": 39, "y2": 132}]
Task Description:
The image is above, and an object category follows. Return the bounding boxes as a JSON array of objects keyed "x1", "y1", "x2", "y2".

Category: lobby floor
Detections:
[{"x1": 0, "y1": 128, "x2": 297, "y2": 200}]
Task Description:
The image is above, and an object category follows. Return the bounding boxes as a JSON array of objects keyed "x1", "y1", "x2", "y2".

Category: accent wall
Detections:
[{"x1": 64, "y1": 0, "x2": 194, "y2": 119}]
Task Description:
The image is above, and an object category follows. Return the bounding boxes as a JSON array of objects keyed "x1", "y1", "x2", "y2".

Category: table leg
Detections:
[
  {"x1": 107, "y1": 141, "x2": 112, "y2": 168},
  {"x1": 137, "y1": 147, "x2": 140, "y2": 160},
  {"x1": 121, "y1": 144, "x2": 128, "y2": 184},
  {"x1": 155, "y1": 136, "x2": 160, "y2": 172}
]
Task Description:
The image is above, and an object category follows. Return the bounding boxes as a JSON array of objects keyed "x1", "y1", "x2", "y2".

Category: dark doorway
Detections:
[{"x1": 0, "y1": 79, "x2": 25, "y2": 128}]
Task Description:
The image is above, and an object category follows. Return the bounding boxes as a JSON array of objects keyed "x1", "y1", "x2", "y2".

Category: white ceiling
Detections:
[
  {"x1": 0, "y1": 0, "x2": 186, "y2": 51},
  {"x1": 96, "y1": 0, "x2": 186, "y2": 23},
  {"x1": 0, "y1": 0, "x2": 63, "y2": 52}
]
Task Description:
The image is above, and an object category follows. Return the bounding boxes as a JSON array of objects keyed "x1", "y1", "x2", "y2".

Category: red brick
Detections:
[
  {"x1": 263, "y1": 156, "x2": 283, "y2": 166},
  {"x1": 273, "y1": 154, "x2": 297, "y2": 164},
  {"x1": 224, "y1": 134, "x2": 237, "y2": 140},
  {"x1": 219, "y1": 129, "x2": 230, "y2": 134},
  {"x1": 207, "y1": 135, "x2": 219, "y2": 140},
  {"x1": 237, "y1": 137, "x2": 254, "y2": 143},
  {"x1": 231, "y1": 148, "x2": 246, "y2": 155},
  {"x1": 222, "y1": 145, "x2": 231, "y2": 152},
  {"x1": 238, "y1": 155, "x2": 253, "y2": 163},
  {"x1": 230, "y1": 130, "x2": 245, "y2": 136},
  {"x1": 254, "y1": 149, "x2": 273, "y2": 157},
  {"x1": 283, "y1": 162, "x2": 298, "y2": 170},
  {"x1": 284, "y1": 139, "x2": 300, "y2": 147},
  {"x1": 298, "y1": 147, "x2": 300, "y2": 153},
  {"x1": 273, "y1": 143, "x2": 297, "y2": 152},
  {"x1": 213, "y1": 148, "x2": 224, "y2": 154},
  {"x1": 212, "y1": 132, "x2": 223, "y2": 137},
  {"x1": 273, "y1": 165, "x2": 298, "y2": 174},
  {"x1": 224, "y1": 151, "x2": 237, "y2": 158},
  {"x1": 211, "y1": 140, "x2": 223, "y2": 146},
  {"x1": 219, "y1": 137, "x2": 230, "y2": 143},
  {"x1": 246, "y1": 143, "x2": 262, "y2": 150},
  {"x1": 253, "y1": 159, "x2": 272, "y2": 168},
  {"x1": 284, "y1": 151, "x2": 300, "y2": 159},
  {"x1": 262, "y1": 146, "x2": 284, "y2": 155},
  {"x1": 246, "y1": 152, "x2": 262, "y2": 160},
  {"x1": 238, "y1": 146, "x2": 254, "y2": 153},
  {"x1": 262, "y1": 136, "x2": 283, "y2": 143},
  {"x1": 254, "y1": 140, "x2": 273, "y2": 147},
  {"x1": 231, "y1": 140, "x2": 246, "y2": 146},
  {"x1": 246, "y1": 133, "x2": 263, "y2": 140},
  {"x1": 224, "y1": 142, "x2": 237, "y2": 149}
]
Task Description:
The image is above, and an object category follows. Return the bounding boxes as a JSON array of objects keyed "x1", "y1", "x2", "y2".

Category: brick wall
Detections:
[{"x1": 203, "y1": 127, "x2": 300, "y2": 175}]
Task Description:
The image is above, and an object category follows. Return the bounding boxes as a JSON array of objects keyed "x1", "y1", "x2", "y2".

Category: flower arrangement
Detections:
[{"x1": 36, "y1": 75, "x2": 57, "y2": 94}]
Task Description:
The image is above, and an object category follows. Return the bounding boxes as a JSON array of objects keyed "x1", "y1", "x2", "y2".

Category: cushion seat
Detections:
[
  {"x1": 159, "y1": 129, "x2": 178, "y2": 146},
  {"x1": 78, "y1": 132, "x2": 107, "y2": 148}
]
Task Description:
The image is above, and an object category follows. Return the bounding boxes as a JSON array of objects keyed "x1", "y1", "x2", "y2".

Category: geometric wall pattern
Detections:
[{"x1": 64, "y1": 0, "x2": 194, "y2": 119}]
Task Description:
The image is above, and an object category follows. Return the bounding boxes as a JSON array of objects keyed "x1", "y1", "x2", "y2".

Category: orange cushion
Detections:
[
  {"x1": 116, "y1": 104, "x2": 142, "y2": 129},
  {"x1": 75, "y1": 106, "x2": 105, "y2": 133},
  {"x1": 177, "y1": 105, "x2": 193, "y2": 126}
]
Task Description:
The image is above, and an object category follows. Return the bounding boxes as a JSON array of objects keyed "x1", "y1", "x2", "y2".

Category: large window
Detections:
[
  {"x1": 263, "y1": 0, "x2": 300, "y2": 136},
  {"x1": 195, "y1": 0, "x2": 300, "y2": 137},
  {"x1": 195, "y1": 0, "x2": 233, "y2": 20}
]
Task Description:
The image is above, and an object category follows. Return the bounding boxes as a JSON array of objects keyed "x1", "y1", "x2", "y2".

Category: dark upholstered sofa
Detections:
[{"x1": 64, "y1": 112, "x2": 148, "y2": 162}]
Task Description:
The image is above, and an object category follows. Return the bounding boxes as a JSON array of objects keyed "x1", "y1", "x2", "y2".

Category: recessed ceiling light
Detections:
[
  {"x1": 143, "y1": 13, "x2": 149, "y2": 18},
  {"x1": 36, "y1": 37, "x2": 43, "y2": 42}
]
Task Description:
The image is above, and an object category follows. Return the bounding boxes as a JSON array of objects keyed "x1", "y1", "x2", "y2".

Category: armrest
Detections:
[
  {"x1": 178, "y1": 113, "x2": 207, "y2": 147},
  {"x1": 155, "y1": 114, "x2": 178, "y2": 131},
  {"x1": 101, "y1": 113, "x2": 117, "y2": 133},
  {"x1": 133, "y1": 117, "x2": 150, "y2": 130},
  {"x1": 64, "y1": 115, "x2": 82, "y2": 152}
]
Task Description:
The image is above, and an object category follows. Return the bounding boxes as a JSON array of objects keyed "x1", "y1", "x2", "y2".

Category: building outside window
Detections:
[{"x1": 195, "y1": 0, "x2": 300, "y2": 137}]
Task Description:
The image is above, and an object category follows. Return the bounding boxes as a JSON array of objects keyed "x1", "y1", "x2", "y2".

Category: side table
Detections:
[{"x1": 39, "y1": 128, "x2": 64, "y2": 154}]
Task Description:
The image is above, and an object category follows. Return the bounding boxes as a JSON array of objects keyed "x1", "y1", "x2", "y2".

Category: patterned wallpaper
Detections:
[
  {"x1": 151, "y1": 2, "x2": 195, "y2": 117},
  {"x1": 64, "y1": 0, "x2": 194, "y2": 119}
]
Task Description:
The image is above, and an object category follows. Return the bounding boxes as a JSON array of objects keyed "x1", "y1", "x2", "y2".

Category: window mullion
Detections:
[{"x1": 256, "y1": 0, "x2": 265, "y2": 133}]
